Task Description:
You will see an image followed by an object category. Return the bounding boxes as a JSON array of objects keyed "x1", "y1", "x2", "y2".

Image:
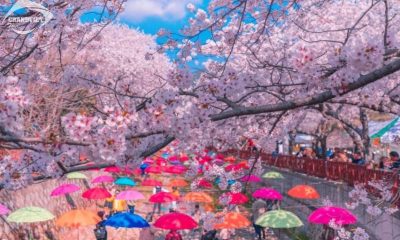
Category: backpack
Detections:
[{"x1": 94, "y1": 226, "x2": 107, "y2": 240}]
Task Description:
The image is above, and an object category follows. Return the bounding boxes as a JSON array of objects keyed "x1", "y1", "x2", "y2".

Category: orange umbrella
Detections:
[
  {"x1": 204, "y1": 204, "x2": 215, "y2": 212},
  {"x1": 169, "y1": 179, "x2": 188, "y2": 187},
  {"x1": 183, "y1": 192, "x2": 213, "y2": 203},
  {"x1": 56, "y1": 209, "x2": 100, "y2": 228},
  {"x1": 214, "y1": 212, "x2": 250, "y2": 229},
  {"x1": 288, "y1": 185, "x2": 320, "y2": 199}
]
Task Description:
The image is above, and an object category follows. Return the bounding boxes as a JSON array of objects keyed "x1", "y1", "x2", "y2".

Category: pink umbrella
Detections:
[
  {"x1": 91, "y1": 175, "x2": 114, "y2": 184},
  {"x1": 240, "y1": 175, "x2": 261, "y2": 183},
  {"x1": 50, "y1": 184, "x2": 80, "y2": 197},
  {"x1": 252, "y1": 188, "x2": 283, "y2": 200},
  {"x1": 0, "y1": 204, "x2": 10, "y2": 215},
  {"x1": 164, "y1": 165, "x2": 186, "y2": 174},
  {"x1": 104, "y1": 166, "x2": 120, "y2": 173},
  {"x1": 145, "y1": 165, "x2": 162, "y2": 174},
  {"x1": 116, "y1": 190, "x2": 145, "y2": 200},
  {"x1": 143, "y1": 157, "x2": 154, "y2": 164},
  {"x1": 308, "y1": 206, "x2": 357, "y2": 225}
]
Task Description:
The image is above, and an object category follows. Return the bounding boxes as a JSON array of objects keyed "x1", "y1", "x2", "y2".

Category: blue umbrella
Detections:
[
  {"x1": 140, "y1": 163, "x2": 149, "y2": 170},
  {"x1": 103, "y1": 212, "x2": 149, "y2": 228},
  {"x1": 162, "y1": 152, "x2": 169, "y2": 159},
  {"x1": 115, "y1": 177, "x2": 136, "y2": 186},
  {"x1": 215, "y1": 177, "x2": 236, "y2": 186}
]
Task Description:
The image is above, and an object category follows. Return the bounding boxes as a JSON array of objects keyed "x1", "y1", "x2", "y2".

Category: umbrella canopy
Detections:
[
  {"x1": 50, "y1": 184, "x2": 80, "y2": 197},
  {"x1": 103, "y1": 212, "x2": 149, "y2": 228},
  {"x1": 141, "y1": 179, "x2": 162, "y2": 187},
  {"x1": 288, "y1": 185, "x2": 320, "y2": 199},
  {"x1": 164, "y1": 165, "x2": 186, "y2": 174},
  {"x1": 91, "y1": 175, "x2": 114, "y2": 184},
  {"x1": 115, "y1": 177, "x2": 136, "y2": 186},
  {"x1": 149, "y1": 192, "x2": 178, "y2": 203},
  {"x1": 56, "y1": 209, "x2": 100, "y2": 228},
  {"x1": 169, "y1": 179, "x2": 188, "y2": 187},
  {"x1": 7, "y1": 207, "x2": 55, "y2": 223},
  {"x1": 116, "y1": 190, "x2": 145, "y2": 201},
  {"x1": 262, "y1": 171, "x2": 284, "y2": 179},
  {"x1": 104, "y1": 166, "x2": 121, "y2": 173},
  {"x1": 0, "y1": 204, "x2": 10, "y2": 215},
  {"x1": 154, "y1": 212, "x2": 197, "y2": 230},
  {"x1": 221, "y1": 192, "x2": 249, "y2": 205},
  {"x1": 198, "y1": 179, "x2": 213, "y2": 188},
  {"x1": 256, "y1": 210, "x2": 303, "y2": 228},
  {"x1": 240, "y1": 175, "x2": 261, "y2": 183},
  {"x1": 145, "y1": 165, "x2": 162, "y2": 174},
  {"x1": 183, "y1": 192, "x2": 213, "y2": 203},
  {"x1": 224, "y1": 156, "x2": 236, "y2": 163},
  {"x1": 82, "y1": 188, "x2": 111, "y2": 200},
  {"x1": 252, "y1": 188, "x2": 283, "y2": 200},
  {"x1": 308, "y1": 206, "x2": 357, "y2": 225},
  {"x1": 214, "y1": 212, "x2": 250, "y2": 229},
  {"x1": 66, "y1": 172, "x2": 87, "y2": 179}
]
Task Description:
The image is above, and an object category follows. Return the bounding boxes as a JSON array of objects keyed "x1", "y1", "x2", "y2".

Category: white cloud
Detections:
[{"x1": 121, "y1": 0, "x2": 202, "y2": 22}]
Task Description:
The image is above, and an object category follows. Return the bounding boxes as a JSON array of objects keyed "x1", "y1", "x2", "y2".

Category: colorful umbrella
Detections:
[
  {"x1": 224, "y1": 156, "x2": 236, "y2": 163},
  {"x1": 149, "y1": 192, "x2": 178, "y2": 203},
  {"x1": 91, "y1": 175, "x2": 114, "y2": 184},
  {"x1": 183, "y1": 192, "x2": 213, "y2": 203},
  {"x1": 82, "y1": 188, "x2": 111, "y2": 200},
  {"x1": 288, "y1": 185, "x2": 320, "y2": 199},
  {"x1": 141, "y1": 179, "x2": 162, "y2": 187},
  {"x1": 198, "y1": 179, "x2": 213, "y2": 188},
  {"x1": 115, "y1": 177, "x2": 136, "y2": 186},
  {"x1": 145, "y1": 165, "x2": 162, "y2": 174},
  {"x1": 221, "y1": 192, "x2": 249, "y2": 205},
  {"x1": 66, "y1": 172, "x2": 87, "y2": 179},
  {"x1": 240, "y1": 175, "x2": 261, "y2": 182},
  {"x1": 50, "y1": 184, "x2": 80, "y2": 197},
  {"x1": 0, "y1": 203, "x2": 10, "y2": 215},
  {"x1": 308, "y1": 206, "x2": 357, "y2": 225},
  {"x1": 104, "y1": 166, "x2": 121, "y2": 173},
  {"x1": 164, "y1": 165, "x2": 186, "y2": 174},
  {"x1": 252, "y1": 188, "x2": 283, "y2": 200},
  {"x1": 56, "y1": 209, "x2": 100, "y2": 227},
  {"x1": 116, "y1": 190, "x2": 145, "y2": 201},
  {"x1": 7, "y1": 207, "x2": 55, "y2": 223},
  {"x1": 103, "y1": 212, "x2": 149, "y2": 228},
  {"x1": 214, "y1": 212, "x2": 250, "y2": 229},
  {"x1": 256, "y1": 210, "x2": 303, "y2": 228},
  {"x1": 262, "y1": 171, "x2": 284, "y2": 179},
  {"x1": 154, "y1": 212, "x2": 197, "y2": 230},
  {"x1": 169, "y1": 179, "x2": 188, "y2": 187}
]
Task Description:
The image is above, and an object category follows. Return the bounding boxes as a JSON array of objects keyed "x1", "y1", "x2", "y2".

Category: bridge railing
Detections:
[{"x1": 224, "y1": 149, "x2": 399, "y2": 197}]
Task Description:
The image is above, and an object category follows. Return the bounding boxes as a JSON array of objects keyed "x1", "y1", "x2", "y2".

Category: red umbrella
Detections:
[
  {"x1": 180, "y1": 154, "x2": 189, "y2": 162},
  {"x1": 154, "y1": 212, "x2": 197, "y2": 230},
  {"x1": 141, "y1": 179, "x2": 162, "y2": 187},
  {"x1": 225, "y1": 164, "x2": 236, "y2": 172},
  {"x1": 221, "y1": 192, "x2": 249, "y2": 205},
  {"x1": 215, "y1": 153, "x2": 225, "y2": 160},
  {"x1": 82, "y1": 188, "x2": 111, "y2": 200},
  {"x1": 155, "y1": 157, "x2": 168, "y2": 166},
  {"x1": 199, "y1": 156, "x2": 212, "y2": 164},
  {"x1": 165, "y1": 165, "x2": 186, "y2": 174},
  {"x1": 104, "y1": 166, "x2": 120, "y2": 173},
  {"x1": 145, "y1": 165, "x2": 162, "y2": 174},
  {"x1": 149, "y1": 192, "x2": 178, "y2": 203},
  {"x1": 198, "y1": 179, "x2": 213, "y2": 188}
]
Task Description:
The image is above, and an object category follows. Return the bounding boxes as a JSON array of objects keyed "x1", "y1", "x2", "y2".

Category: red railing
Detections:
[{"x1": 223, "y1": 149, "x2": 399, "y2": 196}]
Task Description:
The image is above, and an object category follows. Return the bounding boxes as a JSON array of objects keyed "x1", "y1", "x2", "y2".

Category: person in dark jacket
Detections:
[
  {"x1": 351, "y1": 152, "x2": 365, "y2": 165},
  {"x1": 389, "y1": 151, "x2": 400, "y2": 169}
]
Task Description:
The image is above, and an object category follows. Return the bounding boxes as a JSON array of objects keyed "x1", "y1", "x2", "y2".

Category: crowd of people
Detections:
[{"x1": 294, "y1": 147, "x2": 400, "y2": 171}]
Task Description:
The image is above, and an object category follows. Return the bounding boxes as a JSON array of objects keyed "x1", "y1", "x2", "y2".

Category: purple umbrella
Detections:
[
  {"x1": 50, "y1": 184, "x2": 80, "y2": 197},
  {"x1": 240, "y1": 175, "x2": 261, "y2": 183},
  {"x1": 252, "y1": 188, "x2": 283, "y2": 200},
  {"x1": 91, "y1": 175, "x2": 114, "y2": 184},
  {"x1": 0, "y1": 204, "x2": 10, "y2": 215}
]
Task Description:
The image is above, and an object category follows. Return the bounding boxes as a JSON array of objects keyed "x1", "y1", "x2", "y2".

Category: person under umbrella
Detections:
[
  {"x1": 165, "y1": 230, "x2": 183, "y2": 240},
  {"x1": 94, "y1": 211, "x2": 107, "y2": 240},
  {"x1": 252, "y1": 199, "x2": 267, "y2": 240}
]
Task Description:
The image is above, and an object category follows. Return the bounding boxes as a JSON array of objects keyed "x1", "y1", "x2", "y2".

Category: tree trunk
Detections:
[{"x1": 360, "y1": 108, "x2": 370, "y2": 159}]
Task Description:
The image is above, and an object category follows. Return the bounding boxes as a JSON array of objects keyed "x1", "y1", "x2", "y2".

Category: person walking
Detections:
[
  {"x1": 252, "y1": 199, "x2": 267, "y2": 240},
  {"x1": 389, "y1": 151, "x2": 400, "y2": 169}
]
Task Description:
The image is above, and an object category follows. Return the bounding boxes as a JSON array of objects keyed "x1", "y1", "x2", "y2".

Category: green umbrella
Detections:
[
  {"x1": 66, "y1": 172, "x2": 87, "y2": 179},
  {"x1": 262, "y1": 171, "x2": 284, "y2": 179},
  {"x1": 256, "y1": 210, "x2": 303, "y2": 228},
  {"x1": 7, "y1": 207, "x2": 55, "y2": 223}
]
